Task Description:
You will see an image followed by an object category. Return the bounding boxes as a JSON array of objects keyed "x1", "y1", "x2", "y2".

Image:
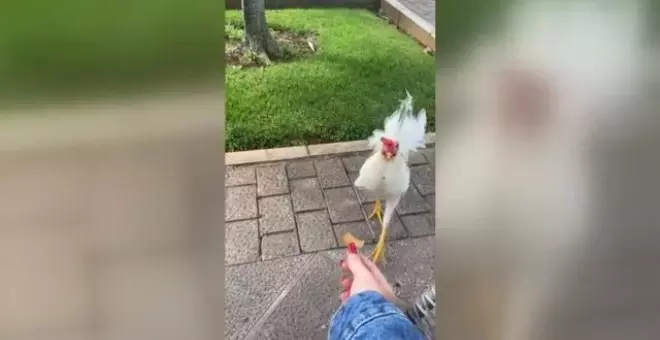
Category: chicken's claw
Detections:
[
  {"x1": 368, "y1": 199, "x2": 384, "y2": 225},
  {"x1": 371, "y1": 226, "x2": 389, "y2": 264}
]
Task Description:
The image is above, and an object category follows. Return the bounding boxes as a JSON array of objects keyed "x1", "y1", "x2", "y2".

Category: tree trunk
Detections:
[{"x1": 241, "y1": 0, "x2": 281, "y2": 63}]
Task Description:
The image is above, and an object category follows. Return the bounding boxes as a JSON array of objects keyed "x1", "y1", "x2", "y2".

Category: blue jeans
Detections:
[{"x1": 328, "y1": 291, "x2": 427, "y2": 340}]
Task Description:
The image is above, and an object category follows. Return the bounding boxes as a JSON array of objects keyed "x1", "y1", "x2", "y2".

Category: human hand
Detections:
[{"x1": 338, "y1": 249, "x2": 396, "y2": 303}]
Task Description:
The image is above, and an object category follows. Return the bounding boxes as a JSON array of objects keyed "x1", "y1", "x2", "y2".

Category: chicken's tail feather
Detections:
[
  {"x1": 394, "y1": 91, "x2": 427, "y2": 156},
  {"x1": 368, "y1": 91, "x2": 428, "y2": 154}
]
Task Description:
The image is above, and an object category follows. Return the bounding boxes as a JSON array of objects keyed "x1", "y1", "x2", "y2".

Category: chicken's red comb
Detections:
[{"x1": 380, "y1": 137, "x2": 398, "y2": 146}]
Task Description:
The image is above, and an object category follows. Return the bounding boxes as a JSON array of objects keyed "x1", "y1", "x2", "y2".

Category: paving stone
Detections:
[
  {"x1": 421, "y1": 148, "x2": 435, "y2": 165},
  {"x1": 261, "y1": 232, "x2": 300, "y2": 260},
  {"x1": 250, "y1": 254, "x2": 342, "y2": 339},
  {"x1": 362, "y1": 202, "x2": 408, "y2": 241},
  {"x1": 258, "y1": 195, "x2": 295, "y2": 235},
  {"x1": 296, "y1": 211, "x2": 338, "y2": 252},
  {"x1": 319, "y1": 247, "x2": 349, "y2": 263},
  {"x1": 224, "y1": 231, "x2": 435, "y2": 340},
  {"x1": 290, "y1": 178, "x2": 326, "y2": 212},
  {"x1": 324, "y1": 187, "x2": 364, "y2": 223},
  {"x1": 425, "y1": 194, "x2": 435, "y2": 212},
  {"x1": 225, "y1": 166, "x2": 256, "y2": 186},
  {"x1": 225, "y1": 220, "x2": 259, "y2": 265},
  {"x1": 400, "y1": 213, "x2": 435, "y2": 237},
  {"x1": 314, "y1": 158, "x2": 351, "y2": 188},
  {"x1": 408, "y1": 151, "x2": 428, "y2": 165},
  {"x1": 378, "y1": 237, "x2": 435, "y2": 304},
  {"x1": 286, "y1": 160, "x2": 316, "y2": 179},
  {"x1": 256, "y1": 164, "x2": 289, "y2": 196},
  {"x1": 225, "y1": 236, "x2": 435, "y2": 340},
  {"x1": 332, "y1": 221, "x2": 376, "y2": 246},
  {"x1": 397, "y1": 185, "x2": 431, "y2": 215},
  {"x1": 225, "y1": 255, "x2": 311, "y2": 340},
  {"x1": 410, "y1": 164, "x2": 435, "y2": 195},
  {"x1": 348, "y1": 172, "x2": 379, "y2": 203},
  {"x1": 342, "y1": 154, "x2": 367, "y2": 173},
  {"x1": 225, "y1": 185, "x2": 258, "y2": 222}
]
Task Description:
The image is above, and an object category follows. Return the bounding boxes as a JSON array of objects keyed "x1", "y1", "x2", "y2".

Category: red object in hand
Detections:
[
  {"x1": 343, "y1": 243, "x2": 359, "y2": 292},
  {"x1": 339, "y1": 242, "x2": 357, "y2": 270}
]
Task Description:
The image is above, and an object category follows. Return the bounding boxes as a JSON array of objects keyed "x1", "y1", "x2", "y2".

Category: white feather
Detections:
[
  {"x1": 378, "y1": 90, "x2": 428, "y2": 159},
  {"x1": 354, "y1": 153, "x2": 409, "y2": 226},
  {"x1": 355, "y1": 91, "x2": 428, "y2": 226}
]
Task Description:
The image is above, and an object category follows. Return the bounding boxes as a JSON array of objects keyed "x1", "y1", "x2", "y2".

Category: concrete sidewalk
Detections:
[
  {"x1": 381, "y1": 0, "x2": 435, "y2": 51},
  {"x1": 225, "y1": 139, "x2": 436, "y2": 339}
]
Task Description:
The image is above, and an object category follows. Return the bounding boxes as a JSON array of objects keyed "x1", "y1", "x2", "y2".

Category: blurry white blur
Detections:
[{"x1": 436, "y1": 0, "x2": 658, "y2": 339}]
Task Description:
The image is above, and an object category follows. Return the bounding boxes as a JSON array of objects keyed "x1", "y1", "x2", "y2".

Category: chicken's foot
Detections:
[
  {"x1": 368, "y1": 199, "x2": 384, "y2": 225},
  {"x1": 370, "y1": 226, "x2": 389, "y2": 264}
]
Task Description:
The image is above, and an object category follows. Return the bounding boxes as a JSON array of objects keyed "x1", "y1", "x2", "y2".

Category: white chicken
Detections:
[{"x1": 354, "y1": 92, "x2": 427, "y2": 264}]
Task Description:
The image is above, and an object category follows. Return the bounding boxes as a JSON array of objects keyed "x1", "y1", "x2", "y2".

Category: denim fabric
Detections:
[{"x1": 328, "y1": 291, "x2": 426, "y2": 340}]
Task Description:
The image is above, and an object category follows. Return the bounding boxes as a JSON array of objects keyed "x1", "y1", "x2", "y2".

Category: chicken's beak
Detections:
[{"x1": 384, "y1": 152, "x2": 394, "y2": 160}]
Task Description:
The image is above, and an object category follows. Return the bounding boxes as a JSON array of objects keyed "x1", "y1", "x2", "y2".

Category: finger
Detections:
[
  {"x1": 358, "y1": 253, "x2": 394, "y2": 292},
  {"x1": 358, "y1": 253, "x2": 382, "y2": 275},
  {"x1": 339, "y1": 259, "x2": 349, "y2": 272},
  {"x1": 340, "y1": 290, "x2": 350, "y2": 302},
  {"x1": 345, "y1": 253, "x2": 370, "y2": 277},
  {"x1": 341, "y1": 277, "x2": 353, "y2": 291}
]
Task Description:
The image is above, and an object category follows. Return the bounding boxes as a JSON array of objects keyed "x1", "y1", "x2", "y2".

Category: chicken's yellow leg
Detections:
[
  {"x1": 370, "y1": 226, "x2": 389, "y2": 264},
  {"x1": 368, "y1": 199, "x2": 384, "y2": 225}
]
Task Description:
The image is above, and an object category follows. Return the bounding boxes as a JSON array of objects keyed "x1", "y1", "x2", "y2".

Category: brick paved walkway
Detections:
[
  {"x1": 225, "y1": 146, "x2": 436, "y2": 339},
  {"x1": 225, "y1": 148, "x2": 436, "y2": 266}
]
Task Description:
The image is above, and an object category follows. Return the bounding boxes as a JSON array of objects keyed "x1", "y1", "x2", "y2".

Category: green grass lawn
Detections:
[{"x1": 226, "y1": 9, "x2": 435, "y2": 152}]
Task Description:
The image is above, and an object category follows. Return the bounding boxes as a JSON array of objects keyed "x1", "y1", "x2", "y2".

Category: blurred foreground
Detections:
[
  {"x1": 1, "y1": 1, "x2": 224, "y2": 337},
  {"x1": 0, "y1": 90, "x2": 224, "y2": 340},
  {"x1": 436, "y1": 0, "x2": 660, "y2": 339}
]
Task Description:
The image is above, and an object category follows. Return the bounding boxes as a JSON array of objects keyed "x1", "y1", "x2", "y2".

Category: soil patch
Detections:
[{"x1": 225, "y1": 22, "x2": 318, "y2": 68}]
